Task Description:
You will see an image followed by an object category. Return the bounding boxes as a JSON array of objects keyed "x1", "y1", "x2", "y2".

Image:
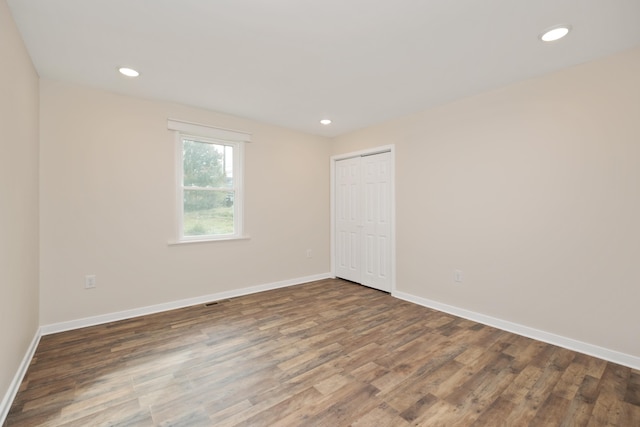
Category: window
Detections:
[{"x1": 168, "y1": 119, "x2": 250, "y2": 242}]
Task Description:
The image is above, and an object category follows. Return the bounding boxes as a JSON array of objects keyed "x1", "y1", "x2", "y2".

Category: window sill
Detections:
[{"x1": 168, "y1": 235, "x2": 251, "y2": 246}]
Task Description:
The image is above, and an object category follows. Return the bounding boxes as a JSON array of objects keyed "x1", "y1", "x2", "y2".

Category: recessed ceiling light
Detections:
[
  {"x1": 320, "y1": 119, "x2": 332, "y2": 125},
  {"x1": 540, "y1": 25, "x2": 571, "y2": 42},
  {"x1": 118, "y1": 67, "x2": 140, "y2": 77}
]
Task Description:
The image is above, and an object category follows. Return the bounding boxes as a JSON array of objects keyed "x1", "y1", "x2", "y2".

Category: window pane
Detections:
[
  {"x1": 183, "y1": 190, "x2": 234, "y2": 236},
  {"x1": 224, "y1": 145, "x2": 233, "y2": 187},
  {"x1": 183, "y1": 139, "x2": 232, "y2": 188}
]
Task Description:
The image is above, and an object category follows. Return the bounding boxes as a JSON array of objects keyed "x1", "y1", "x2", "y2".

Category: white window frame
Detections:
[{"x1": 168, "y1": 119, "x2": 250, "y2": 243}]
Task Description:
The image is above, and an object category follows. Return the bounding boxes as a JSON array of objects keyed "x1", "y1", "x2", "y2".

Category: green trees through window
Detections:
[{"x1": 182, "y1": 138, "x2": 235, "y2": 237}]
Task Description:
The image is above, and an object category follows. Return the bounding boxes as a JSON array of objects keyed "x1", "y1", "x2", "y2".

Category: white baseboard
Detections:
[
  {"x1": 41, "y1": 273, "x2": 332, "y2": 335},
  {"x1": 0, "y1": 329, "x2": 41, "y2": 425},
  {"x1": 393, "y1": 290, "x2": 640, "y2": 371}
]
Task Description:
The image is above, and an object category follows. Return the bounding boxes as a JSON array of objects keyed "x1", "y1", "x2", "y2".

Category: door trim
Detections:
[{"x1": 330, "y1": 145, "x2": 396, "y2": 293}]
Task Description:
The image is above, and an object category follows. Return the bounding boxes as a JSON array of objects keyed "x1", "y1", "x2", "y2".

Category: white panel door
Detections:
[
  {"x1": 335, "y1": 157, "x2": 362, "y2": 283},
  {"x1": 361, "y1": 152, "x2": 391, "y2": 292},
  {"x1": 335, "y1": 152, "x2": 392, "y2": 292}
]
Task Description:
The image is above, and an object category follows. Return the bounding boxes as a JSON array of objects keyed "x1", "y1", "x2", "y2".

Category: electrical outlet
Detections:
[
  {"x1": 454, "y1": 269, "x2": 463, "y2": 283},
  {"x1": 85, "y1": 275, "x2": 96, "y2": 289},
  {"x1": 306, "y1": 249, "x2": 313, "y2": 258}
]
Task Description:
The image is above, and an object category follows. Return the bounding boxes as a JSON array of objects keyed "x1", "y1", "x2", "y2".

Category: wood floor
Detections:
[{"x1": 5, "y1": 279, "x2": 640, "y2": 426}]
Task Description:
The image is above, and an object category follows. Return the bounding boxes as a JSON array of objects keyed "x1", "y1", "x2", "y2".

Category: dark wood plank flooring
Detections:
[{"x1": 5, "y1": 279, "x2": 640, "y2": 426}]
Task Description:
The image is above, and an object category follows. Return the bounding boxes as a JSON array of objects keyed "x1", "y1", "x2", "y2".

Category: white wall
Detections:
[
  {"x1": 39, "y1": 80, "x2": 331, "y2": 325},
  {"x1": 332, "y1": 46, "x2": 640, "y2": 359},
  {"x1": 0, "y1": 0, "x2": 40, "y2": 410}
]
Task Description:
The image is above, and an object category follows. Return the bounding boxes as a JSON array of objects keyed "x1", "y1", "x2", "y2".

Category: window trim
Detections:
[
  {"x1": 168, "y1": 119, "x2": 250, "y2": 244},
  {"x1": 168, "y1": 119, "x2": 251, "y2": 143}
]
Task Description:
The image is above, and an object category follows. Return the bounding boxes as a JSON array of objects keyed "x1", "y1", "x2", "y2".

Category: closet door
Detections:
[
  {"x1": 335, "y1": 157, "x2": 362, "y2": 283},
  {"x1": 335, "y1": 152, "x2": 391, "y2": 292},
  {"x1": 361, "y1": 152, "x2": 391, "y2": 292}
]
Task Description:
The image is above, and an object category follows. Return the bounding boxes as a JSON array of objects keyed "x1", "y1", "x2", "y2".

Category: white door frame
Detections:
[{"x1": 330, "y1": 145, "x2": 396, "y2": 293}]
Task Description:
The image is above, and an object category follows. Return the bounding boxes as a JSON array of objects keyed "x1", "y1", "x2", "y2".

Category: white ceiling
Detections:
[{"x1": 7, "y1": 0, "x2": 640, "y2": 137}]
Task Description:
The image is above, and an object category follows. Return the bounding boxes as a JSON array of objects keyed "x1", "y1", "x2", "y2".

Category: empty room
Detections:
[{"x1": 2, "y1": 0, "x2": 640, "y2": 425}]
